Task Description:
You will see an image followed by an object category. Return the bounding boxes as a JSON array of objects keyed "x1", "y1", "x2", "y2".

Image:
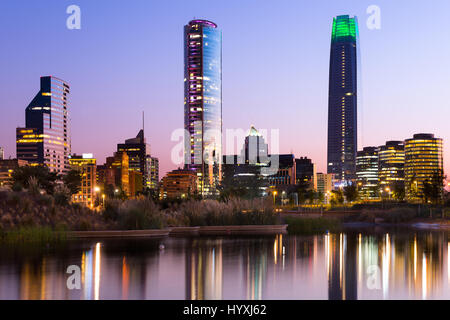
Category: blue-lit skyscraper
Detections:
[
  {"x1": 327, "y1": 15, "x2": 359, "y2": 182},
  {"x1": 184, "y1": 19, "x2": 222, "y2": 196}
]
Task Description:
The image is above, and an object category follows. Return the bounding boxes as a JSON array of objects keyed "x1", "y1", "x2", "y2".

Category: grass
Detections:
[
  {"x1": 0, "y1": 226, "x2": 67, "y2": 244},
  {"x1": 286, "y1": 217, "x2": 342, "y2": 235}
]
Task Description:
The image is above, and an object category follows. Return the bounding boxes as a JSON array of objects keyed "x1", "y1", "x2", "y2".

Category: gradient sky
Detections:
[{"x1": 1, "y1": 0, "x2": 450, "y2": 178}]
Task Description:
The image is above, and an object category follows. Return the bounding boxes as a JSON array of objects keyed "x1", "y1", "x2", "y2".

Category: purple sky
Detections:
[{"x1": 1, "y1": 0, "x2": 450, "y2": 178}]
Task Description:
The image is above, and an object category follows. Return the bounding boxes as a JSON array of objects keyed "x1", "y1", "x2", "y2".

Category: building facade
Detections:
[
  {"x1": 117, "y1": 129, "x2": 150, "y2": 188},
  {"x1": 0, "y1": 159, "x2": 29, "y2": 188},
  {"x1": 160, "y1": 169, "x2": 198, "y2": 199},
  {"x1": 17, "y1": 76, "x2": 70, "y2": 174},
  {"x1": 356, "y1": 147, "x2": 379, "y2": 200},
  {"x1": 327, "y1": 15, "x2": 358, "y2": 182},
  {"x1": 405, "y1": 134, "x2": 444, "y2": 202},
  {"x1": 146, "y1": 155, "x2": 159, "y2": 190},
  {"x1": 104, "y1": 152, "x2": 130, "y2": 197},
  {"x1": 184, "y1": 19, "x2": 222, "y2": 196},
  {"x1": 317, "y1": 173, "x2": 336, "y2": 194},
  {"x1": 242, "y1": 126, "x2": 269, "y2": 165},
  {"x1": 378, "y1": 141, "x2": 405, "y2": 198},
  {"x1": 295, "y1": 157, "x2": 317, "y2": 190},
  {"x1": 267, "y1": 154, "x2": 296, "y2": 187},
  {"x1": 69, "y1": 154, "x2": 97, "y2": 207}
]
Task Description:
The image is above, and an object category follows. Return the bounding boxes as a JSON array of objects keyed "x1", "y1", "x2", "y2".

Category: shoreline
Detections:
[{"x1": 67, "y1": 224, "x2": 288, "y2": 239}]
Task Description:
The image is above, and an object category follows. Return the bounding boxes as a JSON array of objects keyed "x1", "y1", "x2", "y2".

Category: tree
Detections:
[
  {"x1": 317, "y1": 191, "x2": 325, "y2": 204},
  {"x1": 62, "y1": 169, "x2": 82, "y2": 195},
  {"x1": 330, "y1": 189, "x2": 344, "y2": 205},
  {"x1": 392, "y1": 183, "x2": 405, "y2": 201},
  {"x1": 12, "y1": 165, "x2": 58, "y2": 194},
  {"x1": 423, "y1": 170, "x2": 444, "y2": 204},
  {"x1": 344, "y1": 184, "x2": 359, "y2": 203},
  {"x1": 306, "y1": 189, "x2": 316, "y2": 204}
]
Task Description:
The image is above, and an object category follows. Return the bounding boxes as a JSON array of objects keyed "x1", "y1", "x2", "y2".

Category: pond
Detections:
[{"x1": 0, "y1": 228, "x2": 449, "y2": 300}]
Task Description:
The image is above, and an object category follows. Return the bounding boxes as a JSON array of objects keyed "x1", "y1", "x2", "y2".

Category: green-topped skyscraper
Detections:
[{"x1": 327, "y1": 15, "x2": 359, "y2": 183}]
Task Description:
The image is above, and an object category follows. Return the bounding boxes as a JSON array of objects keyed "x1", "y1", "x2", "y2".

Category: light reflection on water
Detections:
[{"x1": 0, "y1": 230, "x2": 449, "y2": 300}]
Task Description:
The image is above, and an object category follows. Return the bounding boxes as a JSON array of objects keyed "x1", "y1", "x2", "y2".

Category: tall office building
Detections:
[
  {"x1": 117, "y1": 129, "x2": 150, "y2": 188},
  {"x1": 184, "y1": 19, "x2": 222, "y2": 196},
  {"x1": 405, "y1": 134, "x2": 443, "y2": 201},
  {"x1": 0, "y1": 147, "x2": 4, "y2": 160},
  {"x1": 327, "y1": 15, "x2": 358, "y2": 183},
  {"x1": 146, "y1": 155, "x2": 159, "y2": 190},
  {"x1": 378, "y1": 141, "x2": 405, "y2": 195},
  {"x1": 356, "y1": 147, "x2": 379, "y2": 200},
  {"x1": 241, "y1": 126, "x2": 269, "y2": 165},
  {"x1": 69, "y1": 154, "x2": 97, "y2": 207},
  {"x1": 17, "y1": 76, "x2": 70, "y2": 174}
]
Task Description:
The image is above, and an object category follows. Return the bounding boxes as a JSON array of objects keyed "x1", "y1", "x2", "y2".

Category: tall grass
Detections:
[{"x1": 165, "y1": 198, "x2": 279, "y2": 227}]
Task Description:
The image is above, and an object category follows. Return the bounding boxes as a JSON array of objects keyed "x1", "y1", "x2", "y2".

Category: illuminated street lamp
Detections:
[
  {"x1": 101, "y1": 194, "x2": 105, "y2": 207},
  {"x1": 273, "y1": 191, "x2": 278, "y2": 206},
  {"x1": 385, "y1": 187, "x2": 391, "y2": 200}
]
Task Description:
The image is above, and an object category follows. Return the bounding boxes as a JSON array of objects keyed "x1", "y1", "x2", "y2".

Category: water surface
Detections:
[{"x1": 0, "y1": 229, "x2": 449, "y2": 300}]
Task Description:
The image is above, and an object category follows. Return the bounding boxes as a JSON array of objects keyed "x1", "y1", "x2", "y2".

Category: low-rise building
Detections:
[
  {"x1": 160, "y1": 169, "x2": 198, "y2": 199},
  {"x1": 317, "y1": 173, "x2": 336, "y2": 203},
  {"x1": 0, "y1": 159, "x2": 29, "y2": 188},
  {"x1": 295, "y1": 157, "x2": 317, "y2": 190}
]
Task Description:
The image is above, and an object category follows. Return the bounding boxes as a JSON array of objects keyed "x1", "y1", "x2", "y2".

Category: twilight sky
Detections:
[{"x1": 1, "y1": 0, "x2": 450, "y2": 178}]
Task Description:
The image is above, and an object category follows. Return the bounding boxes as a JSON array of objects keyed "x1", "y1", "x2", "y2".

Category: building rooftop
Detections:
[{"x1": 188, "y1": 19, "x2": 217, "y2": 28}]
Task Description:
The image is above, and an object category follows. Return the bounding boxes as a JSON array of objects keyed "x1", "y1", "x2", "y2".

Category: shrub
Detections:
[
  {"x1": 117, "y1": 198, "x2": 164, "y2": 230},
  {"x1": 53, "y1": 185, "x2": 71, "y2": 206}
]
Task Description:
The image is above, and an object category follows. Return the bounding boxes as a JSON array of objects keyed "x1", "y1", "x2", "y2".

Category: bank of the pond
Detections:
[{"x1": 68, "y1": 224, "x2": 288, "y2": 239}]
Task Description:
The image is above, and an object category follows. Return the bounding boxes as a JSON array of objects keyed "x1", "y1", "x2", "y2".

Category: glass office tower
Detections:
[
  {"x1": 405, "y1": 134, "x2": 443, "y2": 202},
  {"x1": 17, "y1": 76, "x2": 70, "y2": 174},
  {"x1": 327, "y1": 15, "x2": 358, "y2": 183},
  {"x1": 378, "y1": 141, "x2": 405, "y2": 196},
  {"x1": 356, "y1": 147, "x2": 379, "y2": 200},
  {"x1": 184, "y1": 19, "x2": 222, "y2": 196}
]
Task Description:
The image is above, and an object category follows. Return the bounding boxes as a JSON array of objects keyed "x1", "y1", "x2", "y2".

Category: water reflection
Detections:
[{"x1": 0, "y1": 230, "x2": 449, "y2": 300}]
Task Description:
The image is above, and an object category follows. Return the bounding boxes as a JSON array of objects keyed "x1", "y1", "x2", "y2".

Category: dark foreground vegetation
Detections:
[{"x1": 0, "y1": 188, "x2": 280, "y2": 243}]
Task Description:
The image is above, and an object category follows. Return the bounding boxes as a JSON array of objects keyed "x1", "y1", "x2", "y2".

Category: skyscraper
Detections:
[
  {"x1": 184, "y1": 19, "x2": 222, "y2": 196},
  {"x1": 327, "y1": 15, "x2": 358, "y2": 183},
  {"x1": 16, "y1": 76, "x2": 71, "y2": 174},
  {"x1": 405, "y1": 134, "x2": 443, "y2": 202},
  {"x1": 117, "y1": 129, "x2": 150, "y2": 188},
  {"x1": 242, "y1": 126, "x2": 269, "y2": 165},
  {"x1": 0, "y1": 147, "x2": 4, "y2": 160}
]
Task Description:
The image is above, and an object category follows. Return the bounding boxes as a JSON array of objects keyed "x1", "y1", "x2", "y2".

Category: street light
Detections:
[
  {"x1": 101, "y1": 194, "x2": 105, "y2": 207},
  {"x1": 385, "y1": 187, "x2": 391, "y2": 200},
  {"x1": 273, "y1": 191, "x2": 278, "y2": 206}
]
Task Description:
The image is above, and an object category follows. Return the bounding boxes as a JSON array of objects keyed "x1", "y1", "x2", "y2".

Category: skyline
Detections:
[{"x1": 2, "y1": 1, "x2": 450, "y2": 178}]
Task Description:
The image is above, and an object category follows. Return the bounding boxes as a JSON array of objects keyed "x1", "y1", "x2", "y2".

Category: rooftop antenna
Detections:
[{"x1": 142, "y1": 110, "x2": 145, "y2": 134}]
